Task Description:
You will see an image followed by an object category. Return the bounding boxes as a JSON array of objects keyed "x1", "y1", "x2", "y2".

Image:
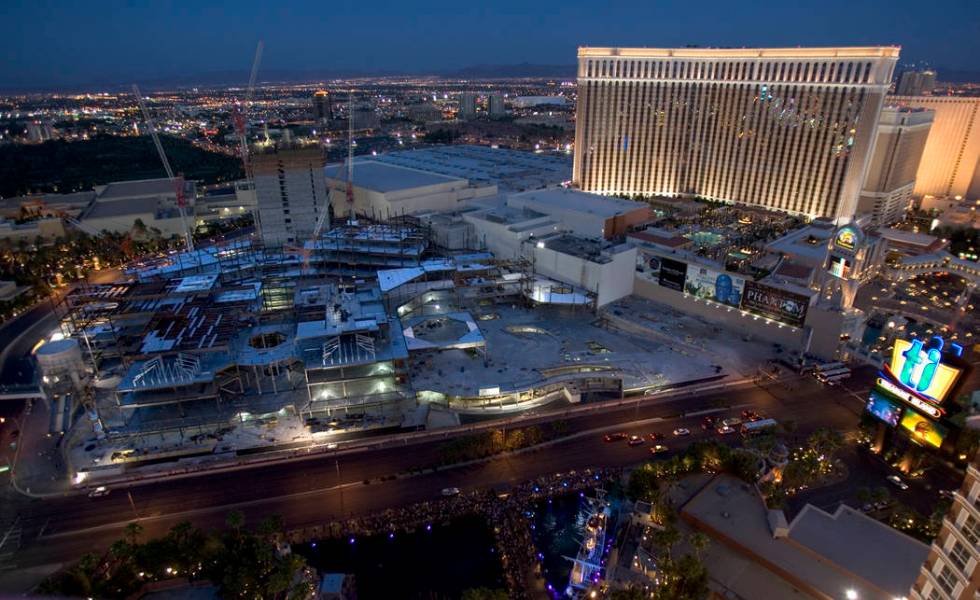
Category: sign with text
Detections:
[
  {"x1": 658, "y1": 258, "x2": 688, "y2": 292},
  {"x1": 739, "y1": 281, "x2": 810, "y2": 327}
]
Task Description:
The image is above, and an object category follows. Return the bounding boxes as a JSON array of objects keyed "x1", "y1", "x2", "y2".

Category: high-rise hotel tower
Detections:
[{"x1": 573, "y1": 47, "x2": 900, "y2": 221}]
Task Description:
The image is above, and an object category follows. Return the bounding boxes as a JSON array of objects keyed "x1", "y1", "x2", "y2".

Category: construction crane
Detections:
[
  {"x1": 132, "y1": 84, "x2": 194, "y2": 252},
  {"x1": 232, "y1": 41, "x2": 264, "y2": 239}
]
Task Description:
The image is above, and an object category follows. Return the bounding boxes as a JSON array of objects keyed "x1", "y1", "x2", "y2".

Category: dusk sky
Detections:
[{"x1": 3, "y1": 0, "x2": 979, "y2": 89}]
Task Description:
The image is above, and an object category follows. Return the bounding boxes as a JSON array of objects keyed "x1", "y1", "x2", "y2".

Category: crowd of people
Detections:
[{"x1": 295, "y1": 467, "x2": 622, "y2": 598}]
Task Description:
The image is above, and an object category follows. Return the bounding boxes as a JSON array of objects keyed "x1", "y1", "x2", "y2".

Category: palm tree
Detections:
[
  {"x1": 688, "y1": 532, "x2": 709, "y2": 560},
  {"x1": 123, "y1": 522, "x2": 143, "y2": 546},
  {"x1": 226, "y1": 510, "x2": 246, "y2": 536}
]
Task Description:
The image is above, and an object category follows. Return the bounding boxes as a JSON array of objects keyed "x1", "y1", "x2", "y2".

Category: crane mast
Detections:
[
  {"x1": 132, "y1": 84, "x2": 194, "y2": 251},
  {"x1": 234, "y1": 41, "x2": 264, "y2": 239}
]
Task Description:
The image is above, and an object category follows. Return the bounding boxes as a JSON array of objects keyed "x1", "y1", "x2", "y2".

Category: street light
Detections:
[{"x1": 845, "y1": 590, "x2": 858, "y2": 600}]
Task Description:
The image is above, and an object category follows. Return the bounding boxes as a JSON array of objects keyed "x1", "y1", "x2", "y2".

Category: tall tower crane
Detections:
[
  {"x1": 132, "y1": 85, "x2": 194, "y2": 251},
  {"x1": 233, "y1": 41, "x2": 264, "y2": 239}
]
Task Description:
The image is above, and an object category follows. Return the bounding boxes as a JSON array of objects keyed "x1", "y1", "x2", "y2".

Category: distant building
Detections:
[
  {"x1": 405, "y1": 103, "x2": 442, "y2": 123},
  {"x1": 253, "y1": 146, "x2": 329, "y2": 244},
  {"x1": 373, "y1": 144, "x2": 572, "y2": 193},
  {"x1": 574, "y1": 46, "x2": 900, "y2": 221},
  {"x1": 910, "y1": 450, "x2": 980, "y2": 599},
  {"x1": 312, "y1": 90, "x2": 332, "y2": 123},
  {"x1": 79, "y1": 178, "x2": 196, "y2": 238},
  {"x1": 324, "y1": 159, "x2": 497, "y2": 220},
  {"x1": 511, "y1": 96, "x2": 568, "y2": 108},
  {"x1": 896, "y1": 69, "x2": 937, "y2": 96},
  {"x1": 889, "y1": 96, "x2": 980, "y2": 200},
  {"x1": 25, "y1": 121, "x2": 55, "y2": 143},
  {"x1": 458, "y1": 92, "x2": 477, "y2": 119},
  {"x1": 488, "y1": 94, "x2": 506, "y2": 118},
  {"x1": 858, "y1": 106, "x2": 933, "y2": 226}
]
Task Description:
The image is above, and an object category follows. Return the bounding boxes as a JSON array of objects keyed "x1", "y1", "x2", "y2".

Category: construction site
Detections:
[{"x1": 26, "y1": 50, "x2": 773, "y2": 483}]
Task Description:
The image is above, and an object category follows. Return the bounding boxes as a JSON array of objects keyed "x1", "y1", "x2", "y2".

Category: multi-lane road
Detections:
[{"x1": 0, "y1": 368, "x2": 888, "y2": 581}]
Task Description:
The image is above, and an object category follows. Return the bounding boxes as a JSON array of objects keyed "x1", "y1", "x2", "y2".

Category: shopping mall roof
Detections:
[
  {"x1": 97, "y1": 178, "x2": 189, "y2": 200},
  {"x1": 508, "y1": 187, "x2": 648, "y2": 218},
  {"x1": 326, "y1": 160, "x2": 464, "y2": 193},
  {"x1": 373, "y1": 144, "x2": 572, "y2": 192}
]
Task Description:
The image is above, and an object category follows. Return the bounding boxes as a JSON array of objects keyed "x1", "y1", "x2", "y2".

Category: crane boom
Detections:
[
  {"x1": 132, "y1": 84, "x2": 194, "y2": 252},
  {"x1": 235, "y1": 41, "x2": 264, "y2": 240}
]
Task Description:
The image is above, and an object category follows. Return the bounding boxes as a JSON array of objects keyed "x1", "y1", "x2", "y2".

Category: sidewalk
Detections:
[{"x1": 10, "y1": 399, "x2": 71, "y2": 498}]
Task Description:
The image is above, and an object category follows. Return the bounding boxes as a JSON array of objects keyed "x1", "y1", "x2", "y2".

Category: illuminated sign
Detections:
[
  {"x1": 740, "y1": 281, "x2": 810, "y2": 327},
  {"x1": 875, "y1": 378, "x2": 943, "y2": 418},
  {"x1": 828, "y1": 255, "x2": 851, "y2": 279},
  {"x1": 899, "y1": 410, "x2": 948, "y2": 449},
  {"x1": 866, "y1": 389, "x2": 903, "y2": 426},
  {"x1": 886, "y1": 338, "x2": 962, "y2": 405},
  {"x1": 834, "y1": 226, "x2": 860, "y2": 252}
]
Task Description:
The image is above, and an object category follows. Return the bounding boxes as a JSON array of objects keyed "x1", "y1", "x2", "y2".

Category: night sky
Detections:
[{"x1": 3, "y1": 0, "x2": 978, "y2": 89}]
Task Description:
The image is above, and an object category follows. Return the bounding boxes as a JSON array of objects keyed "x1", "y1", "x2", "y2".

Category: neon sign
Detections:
[
  {"x1": 834, "y1": 226, "x2": 860, "y2": 252},
  {"x1": 884, "y1": 337, "x2": 962, "y2": 406}
]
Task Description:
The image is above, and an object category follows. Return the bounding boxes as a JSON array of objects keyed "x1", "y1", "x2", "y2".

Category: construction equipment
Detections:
[
  {"x1": 232, "y1": 41, "x2": 264, "y2": 239},
  {"x1": 132, "y1": 84, "x2": 194, "y2": 252}
]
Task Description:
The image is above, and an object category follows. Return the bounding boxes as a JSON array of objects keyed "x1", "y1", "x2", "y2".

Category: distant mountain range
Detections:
[
  {"x1": 4, "y1": 63, "x2": 978, "y2": 94},
  {"x1": 1, "y1": 63, "x2": 578, "y2": 93}
]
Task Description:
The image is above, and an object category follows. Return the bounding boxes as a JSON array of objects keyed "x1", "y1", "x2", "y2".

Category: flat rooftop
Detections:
[
  {"x1": 84, "y1": 195, "x2": 160, "y2": 219},
  {"x1": 681, "y1": 475, "x2": 927, "y2": 600},
  {"x1": 327, "y1": 160, "x2": 464, "y2": 193},
  {"x1": 373, "y1": 144, "x2": 572, "y2": 193},
  {"x1": 579, "y1": 46, "x2": 901, "y2": 59},
  {"x1": 509, "y1": 187, "x2": 648, "y2": 218},
  {"x1": 98, "y1": 178, "x2": 187, "y2": 200}
]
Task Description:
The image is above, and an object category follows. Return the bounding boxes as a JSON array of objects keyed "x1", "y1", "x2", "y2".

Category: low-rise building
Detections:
[{"x1": 79, "y1": 178, "x2": 197, "y2": 237}]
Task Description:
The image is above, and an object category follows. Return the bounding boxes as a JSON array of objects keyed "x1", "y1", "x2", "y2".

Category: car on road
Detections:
[
  {"x1": 647, "y1": 432, "x2": 665, "y2": 442},
  {"x1": 886, "y1": 475, "x2": 909, "y2": 491},
  {"x1": 716, "y1": 425, "x2": 735, "y2": 435},
  {"x1": 672, "y1": 428, "x2": 690, "y2": 437},
  {"x1": 939, "y1": 489, "x2": 956, "y2": 500},
  {"x1": 88, "y1": 486, "x2": 110, "y2": 498},
  {"x1": 627, "y1": 435, "x2": 645, "y2": 447},
  {"x1": 700, "y1": 416, "x2": 716, "y2": 430},
  {"x1": 441, "y1": 487, "x2": 461, "y2": 497},
  {"x1": 604, "y1": 433, "x2": 628, "y2": 442},
  {"x1": 649, "y1": 444, "x2": 668, "y2": 455}
]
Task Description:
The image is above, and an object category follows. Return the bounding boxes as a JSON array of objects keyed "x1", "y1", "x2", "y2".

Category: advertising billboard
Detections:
[
  {"x1": 684, "y1": 266, "x2": 745, "y2": 307},
  {"x1": 885, "y1": 337, "x2": 963, "y2": 405},
  {"x1": 739, "y1": 281, "x2": 810, "y2": 327},
  {"x1": 899, "y1": 410, "x2": 948, "y2": 449},
  {"x1": 828, "y1": 254, "x2": 852, "y2": 279},
  {"x1": 658, "y1": 258, "x2": 687, "y2": 292},
  {"x1": 866, "y1": 389, "x2": 903, "y2": 427}
]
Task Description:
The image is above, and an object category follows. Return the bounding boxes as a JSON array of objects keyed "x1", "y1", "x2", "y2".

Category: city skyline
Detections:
[{"x1": 3, "y1": 0, "x2": 980, "y2": 90}]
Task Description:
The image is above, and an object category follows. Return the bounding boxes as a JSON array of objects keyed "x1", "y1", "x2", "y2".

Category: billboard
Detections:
[
  {"x1": 899, "y1": 410, "x2": 948, "y2": 449},
  {"x1": 827, "y1": 254, "x2": 852, "y2": 279},
  {"x1": 739, "y1": 280, "x2": 810, "y2": 327},
  {"x1": 885, "y1": 337, "x2": 963, "y2": 405},
  {"x1": 684, "y1": 266, "x2": 745, "y2": 307},
  {"x1": 658, "y1": 258, "x2": 688, "y2": 292},
  {"x1": 866, "y1": 389, "x2": 903, "y2": 427}
]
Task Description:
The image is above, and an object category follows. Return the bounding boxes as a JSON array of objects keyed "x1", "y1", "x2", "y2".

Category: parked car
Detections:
[
  {"x1": 649, "y1": 444, "x2": 669, "y2": 455},
  {"x1": 647, "y1": 432, "x2": 665, "y2": 442},
  {"x1": 700, "y1": 416, "x2": 717, "y2": 430},
  {"x1": 672, "y1": 428, "x2": 690, "y2": 437},
  {"x1": 886, "y1": 475, "x2": 909, "y2": 491},
  {"x1": 627, "y1": 435, "x2": 645, "y2": 447},
  {"x1": 441, "y1": 487, "x2": 461, "y2": 497},
  {"x1": 604, "y1": 433, "x2": 628, "y2": 442},
  {"x1": 716, "y1": 425, "x2": 735, "y2": 435}
]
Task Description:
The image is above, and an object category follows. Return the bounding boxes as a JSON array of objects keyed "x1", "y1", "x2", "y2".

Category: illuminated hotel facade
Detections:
[{"x1": 573, "y1": 46, "x2": 900, "y2": 221}]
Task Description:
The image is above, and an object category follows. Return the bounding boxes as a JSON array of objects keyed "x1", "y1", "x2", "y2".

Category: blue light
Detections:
[
  {"x1": 349, "y1": 537, "x2": 355, "y2": 544},
  {"x1": 426, "y1": 524, "x2": 432, "y2": 531}
]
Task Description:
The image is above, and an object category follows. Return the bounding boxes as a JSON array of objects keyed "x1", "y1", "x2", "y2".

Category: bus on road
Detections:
[{"x1": 741, "y1": 418, "x2": 779, "y2": 436}]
